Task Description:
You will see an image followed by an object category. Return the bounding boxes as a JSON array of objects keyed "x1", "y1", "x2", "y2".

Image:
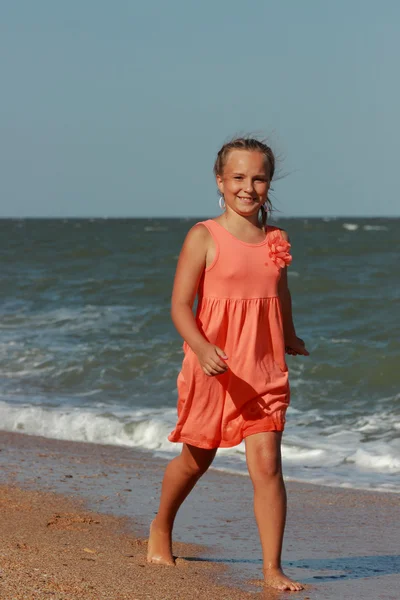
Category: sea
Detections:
[{"x1": 0, "y1": 217, "x2": 399, "y2": 493}]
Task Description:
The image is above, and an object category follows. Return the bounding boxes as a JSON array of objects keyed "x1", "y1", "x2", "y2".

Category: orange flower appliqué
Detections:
[{"x1": 267, "y1": 231, "x2": 292, "y2": 269}]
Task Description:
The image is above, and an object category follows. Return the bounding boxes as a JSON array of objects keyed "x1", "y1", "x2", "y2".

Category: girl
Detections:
[{"x1": 147, "y1": 137, "x2": 309, "y2": 592}]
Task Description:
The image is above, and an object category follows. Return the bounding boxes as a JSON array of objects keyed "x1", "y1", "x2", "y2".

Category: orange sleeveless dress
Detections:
[{"x1": 168, "y1": 220, "x2": 292, "y2": 449}]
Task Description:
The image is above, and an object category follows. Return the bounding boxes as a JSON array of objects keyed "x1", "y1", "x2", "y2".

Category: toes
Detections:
[
  {"x1": 292, "y1": 583, "x2": 303, "y2": 591},
  {"x1": 264, "y1": 571, "x2": 303, "y2": 592},
  {"x1": 281, "y1": 579, "x2": 303, "y2": 592}
]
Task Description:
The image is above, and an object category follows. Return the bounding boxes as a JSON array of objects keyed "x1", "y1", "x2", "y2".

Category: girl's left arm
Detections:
[{"x1": 278, "y1": 230, "x2": 309, "y2": 357}]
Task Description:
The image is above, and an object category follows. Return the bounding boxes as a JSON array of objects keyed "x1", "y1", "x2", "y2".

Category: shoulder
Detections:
[
  {"x1": 279, "y1": 228, "x2": 290, "y2": 242},
  {"x1": 185, "y1": 222, "x2": 213, "y2": 244},
  {"x1": 268, "y1": 225, "x2": 290, "y2": 242},
  {"x1": 180, "y1": 222, "x2": 212, "y2": 256}
]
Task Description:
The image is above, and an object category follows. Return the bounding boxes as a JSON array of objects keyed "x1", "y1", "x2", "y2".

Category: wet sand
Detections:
[
  {"x1": 0, "y1": 430, "x2": 399, "y2": 599},
  {"x1": 0, "y1": 484, "x2": 254, "y2": 600}
]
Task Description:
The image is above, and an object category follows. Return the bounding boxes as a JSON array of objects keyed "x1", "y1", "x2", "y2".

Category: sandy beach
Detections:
[{"x1": 0, "y1": 431, "x2": 399, "y2": 599}]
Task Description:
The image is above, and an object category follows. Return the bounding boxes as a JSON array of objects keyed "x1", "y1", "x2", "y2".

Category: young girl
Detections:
[{"x1": 147, "y1": 137, "x2": 309, "y2": 592}]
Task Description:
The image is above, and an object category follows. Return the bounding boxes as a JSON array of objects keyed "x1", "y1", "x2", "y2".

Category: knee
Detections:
[
  {"x1": 179, "y1": 455, "x2": 211, "y2": 479},
  {"x1": 250, "y1": 458, "x2": 283, "y2": 487}
]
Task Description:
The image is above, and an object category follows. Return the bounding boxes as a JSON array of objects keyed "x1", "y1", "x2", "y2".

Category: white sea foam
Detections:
[
  {"x1": 343, "y1": 223, "x2": 359, "y2": 231},
  {"x1": 282, "y1": 445, "x2": 326, "y2": 462},
  {"x1": 363, "y1": 225, "x2": 388, "y2": 231},
  {"x1": 0, "y1": 400, "x2": 178, "y2": 453},
  {"x1": 0, "y1": 305, "x2": 137, "y2": 337},
  {"x1": 1, "y1": 400, "x2": 399, "y2": 492},
  {"x1": 353, "y1": 412, "x2": 400, "y2": 434},
  {"x1": 144, "y1": 226, "x2": 168, "y2": 232},
  {"x1": 349, "y1": 447, "x2": 400, "y2": 472}
]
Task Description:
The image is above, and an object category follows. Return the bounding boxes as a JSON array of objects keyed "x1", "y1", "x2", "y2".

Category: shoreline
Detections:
[{"x1": 1, "y1": 430, "x2": 399, "y2": 599}]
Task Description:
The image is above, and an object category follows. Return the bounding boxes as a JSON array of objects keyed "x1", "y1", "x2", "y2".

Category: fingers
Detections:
[
  {"x1": 285, "y1": 346, "x2": 297, "y2": 355},
  {"x1": 203, "y1": 358, "x2": 228, "y2": 376},
  {"x1": 213, "y1": 356, "x2": 228, "y2": 370},
  {"x1": 203, "y1": 367, "x2": 220, "y2": 376},
  {"x1": 285, "y1": 349, "x2": 309, "y2": 356},
  {"x1": 297, "y1": 339, "x2": 310, "y2": 356},
  {"x1": 202, "y1": 347, "x2": 228, "y2": 377},
  {"x1": 297, "y1": 344, "x2": 309, "y2": 356},
  {"x1": 203, "y1": 365, "x2": 225, "y2": 376},
  {"x1": 285, "y1": 345, "x2": 309, "y2": 356},
  {"x1": 214, "y1": 346, "x2": 228, "y2": 361},
  {"x1": 212, "y1": 347, "x2": 228, "y2": 371}
]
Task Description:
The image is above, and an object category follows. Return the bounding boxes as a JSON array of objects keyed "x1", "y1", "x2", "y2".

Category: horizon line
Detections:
[{"x1": 0, "y1": 215, "x2": 398, "y2": 220}]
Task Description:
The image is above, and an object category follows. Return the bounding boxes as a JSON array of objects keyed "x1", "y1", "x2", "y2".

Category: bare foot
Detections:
[
  {"x1": 263, "y1": 567, "x2": 303, "y2": 592},
  {"x1": 146, "y1": 520, "x2": 175, "y2": 566}
]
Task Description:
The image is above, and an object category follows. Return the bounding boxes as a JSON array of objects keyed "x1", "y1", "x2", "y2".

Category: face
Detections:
[{"x1": 216, "y1": 150, "x2": 270, "y2": 218}]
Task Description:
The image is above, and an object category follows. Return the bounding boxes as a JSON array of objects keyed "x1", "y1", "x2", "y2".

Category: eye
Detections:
[{"x1": 234, "y1": 176, "x2": 243, "y2": 180}]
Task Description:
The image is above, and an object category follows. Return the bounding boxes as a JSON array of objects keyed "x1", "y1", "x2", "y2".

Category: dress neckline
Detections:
[{"x1": 209, "y1": 219, "x2": 270, "y2": 247}]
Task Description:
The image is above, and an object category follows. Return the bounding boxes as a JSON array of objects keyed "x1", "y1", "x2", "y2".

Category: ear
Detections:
[{"x1": 216, "y1": 174, "x2": 224, "y2": 195}]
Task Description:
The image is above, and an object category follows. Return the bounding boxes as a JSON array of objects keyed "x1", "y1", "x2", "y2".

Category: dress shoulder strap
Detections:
[
  {"x1": 194, "y1": 219, "x2": 221, "y2": 244},
  {"x1": 193, "y1": 220, "x2": 221, "y2": 272},
  {"x1": 266, "y1": 224, "x2": 281, "y2": 235},
  {"x1": 266, "y1": 225, "x2": 289, "y2": 241}
]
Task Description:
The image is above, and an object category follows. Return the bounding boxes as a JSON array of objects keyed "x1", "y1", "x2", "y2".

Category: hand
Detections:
[
  {"x1": 195, "y1": 343, "x2": 228, "y2": 377},
  {"x1": 285, "y1": 337, "x2": 309, "y2": 356}
]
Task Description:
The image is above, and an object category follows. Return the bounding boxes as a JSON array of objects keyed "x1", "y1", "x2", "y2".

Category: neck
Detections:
[{"x1": 224, "y1": 208, "x2": 264, "y2": 230}]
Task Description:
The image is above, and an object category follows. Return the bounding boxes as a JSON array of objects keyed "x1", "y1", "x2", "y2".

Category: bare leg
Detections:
[
  {"x1": 147, "y1": 443, "x2": 217, "y2": 565},
  {"x1": 245, "y1": 431, "x2": 303, "y2": 592}
]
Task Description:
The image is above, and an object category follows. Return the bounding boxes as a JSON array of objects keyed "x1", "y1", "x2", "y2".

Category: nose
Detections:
[{"x1": 244, "y1": 178, "x2": 254, "y2": 193}]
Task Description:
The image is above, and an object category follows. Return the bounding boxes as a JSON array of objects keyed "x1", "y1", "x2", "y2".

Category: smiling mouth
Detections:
[{"x1": 238, "y1": 197, "x2": 256, "y2": 203}]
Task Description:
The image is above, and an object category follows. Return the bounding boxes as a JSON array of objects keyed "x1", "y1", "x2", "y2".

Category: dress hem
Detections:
[{"x1": 168, "y1": 423, "x2": 286, "y2": 450}]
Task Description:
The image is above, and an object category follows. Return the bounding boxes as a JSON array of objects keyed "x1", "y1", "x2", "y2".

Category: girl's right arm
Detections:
[{"x1": 171, "y1": 225, "x2": 228, "y2": 377}]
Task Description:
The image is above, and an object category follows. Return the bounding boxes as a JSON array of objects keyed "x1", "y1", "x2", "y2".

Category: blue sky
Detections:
[{"x1": 1, "y1": 1, "x2": 399, "y2": 217}]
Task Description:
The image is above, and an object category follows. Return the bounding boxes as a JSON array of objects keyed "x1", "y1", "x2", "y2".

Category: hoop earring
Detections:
[{"x1": 219, "y1": 196, "x2": 225, "y2": 210}]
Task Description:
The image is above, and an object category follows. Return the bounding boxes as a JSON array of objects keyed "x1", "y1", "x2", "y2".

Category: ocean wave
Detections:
[
  {"x1": 349, "y1": 446, "x2": 400, "y2": 473},
  {"x1": 343, "y1": 223, "x2": 359, "y2": 231},
  {"x1": 0, "y1": 400, "x2": 399, "y2": 493},
  {"x1": 144, "y1": 226, "x2": 168, "y2": 232},
  {"x1": 0, "y1": 304, "x2": 150, "y2": 336},
  {"x1": 363, "y1": 225, "x2": 389, "y2": 231},
  {"x1": 0, "y1": 400, "x2": 178, "y2": 452},
  {"x1": 352, "y1": 411, "x2": 400, "y2": 435}
]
